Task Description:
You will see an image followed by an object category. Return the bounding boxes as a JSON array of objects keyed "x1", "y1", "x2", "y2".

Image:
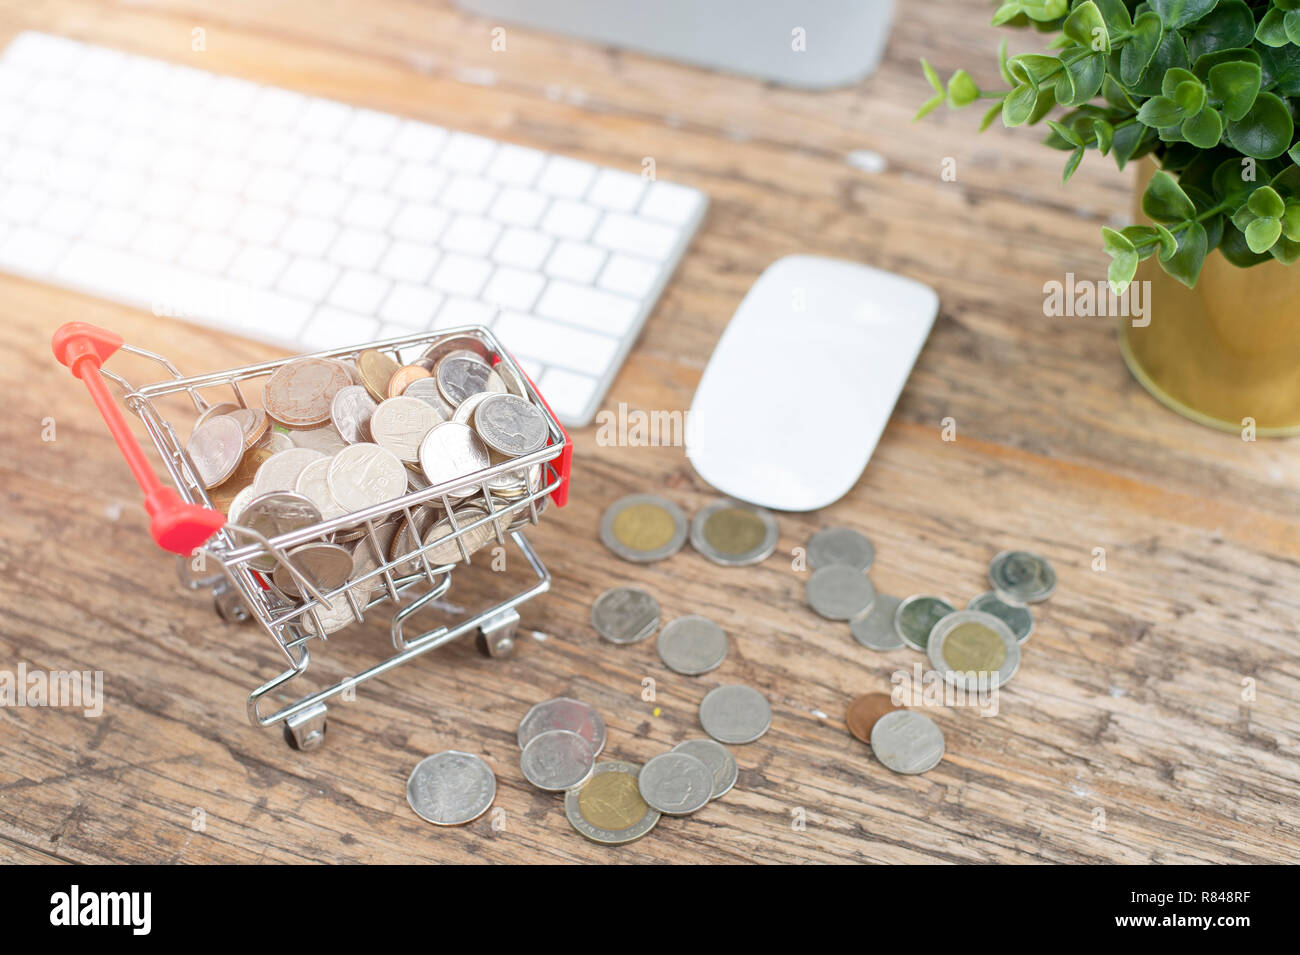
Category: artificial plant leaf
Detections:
[
  {"x1": 1162, "y1": 220, "x2": 1209, "y2": 287},
  {"x1": 1063, "y1": 1, "x2": 1110, "y2": 52},
  {"x1": 1182, "y1": 107, "x2": 1223, "y2": 147},
  {"x1": 1248, "y1": 185, "x2": 1286, "y2": 219},
  {"x1": 1284, "y1": 203, "x2": 1300, "y2": 241},
  {"x1": 1183, "y1": 0, "x2": 1255, "y2": 61},
  {"x1": 1148, "y1": 0, "x2": 1216, "y2": 31},
  {"x1": 1268, "y1": 233, "x2": 1300, "y2": 264},
  {"x1": 1218, "y1": 223, "x2": 1274, "y2": 266},
  {"x1": 998, "y1": 39, "x2": 1016, "y2": 86},
  {"x1": 1091, "y1": 117, "x2": 1115, "y2": 153},
  {"x1": 1286, "y1": 10, "x2": 1300, "y2": 47},
  {"x1": 1207, "y1": 61, "x2": 1262, "y2": 121},
  {"x1": 1173, "y1": 79, "x2": 1207, "y2": 115},
  {"x1": 921, "y1": 59, "x2": 944, "y2": 95},
  {"x1": 1162, "y1": 67, "x2": 1199, "y2": 98},
  {"x1": 1212, "y1": 156, "x2": 1260, "y2": 202},
  {"x1": 1153, "y1": 223, "x2": 1180, "y2": 259},
  {"x1": 1143, "y1": 169, "x2": 1198, "y2": 222},
  {"x1": 1062, "y1": 146, "x2": 1086, "y2": 182},
  {"x1": 947, "y1": 69, "x2": 980, "y2": 107},
  {"x1": 1244, "y1": 216, "x2": 1283, "y2": 253},
  {"x1": 1259, "y1": 43, "x2": 1300, "y2": 96},
  {"x1": 1121, "y1": 12, "x2": 1163, "y2": 85},
  {"x1": 1111, "y1": 122, "x2": 1154, "y2": 170},
  {"x1": 1020, "y1": 0, "x2": 1069, "y2": 21},
  {"x1": 1225, "y1": 92, "x2": 1295, "y2": 160},
  {"x1": 1046, "y1": 119, "x2": 1084, "y2": 147},
  {"x1": 1138, "y1": 95, "x2": 1185, "y2": 128},
  {"x1": 1003, "y1": 84, "x2": 1040, "y2": 126},
  {"x1": 979, "y1": 101, "x2": 1003, "y2": 131},
  {"x1": 1093, "y1": 0, "x2": 1132, "y2": 35},
  {"x1": 1192, "y1": 46, "x2": 1260, "y2": 81},
  {"x1": 1101, "y1": 73, "x2": 1136, "y2": 110},
  {"x1": 1101, "y1": 226, "x2": 1140, "y2": 293},
  {"x1": 992, "y1": 3, "x2": 1022, "y2": 27},
  {"x1": 1056, "y1": 53, "x2": 1106, "y2": 105},
  {"x1": 1256, "y1": 9, "x2": 1290, "y2": 48},
  {"x1": 1130, "y1": 29, "x2": 1192, "y2": 98}
]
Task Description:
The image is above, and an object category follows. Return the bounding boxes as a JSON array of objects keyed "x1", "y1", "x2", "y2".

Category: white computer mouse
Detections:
[{"x1": 686, "y1": 255, "x2": 938, "y2": 512}]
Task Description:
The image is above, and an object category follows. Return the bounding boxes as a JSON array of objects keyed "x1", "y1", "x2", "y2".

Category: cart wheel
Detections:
[
  {"x1": 282, "y1": 702, "x2": 328, "y2": 751},
  {"x1": 476, "y1": 607, "x2": 520, "y2": 658}
]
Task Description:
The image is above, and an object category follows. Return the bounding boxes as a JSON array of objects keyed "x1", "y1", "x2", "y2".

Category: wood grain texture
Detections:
[{"x1": 1, "y1": 0, "x2": 1298, "y2": 864}]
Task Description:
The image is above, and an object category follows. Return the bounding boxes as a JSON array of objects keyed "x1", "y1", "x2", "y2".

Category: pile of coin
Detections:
[
  {"x1": 183, "y1": 335, "x2": 555, "y2": 633},
  {"x1": 806, "y1": 528, "x2": 1058, "y2": 775},
  {"x1": 599, "y1": 494, "x2": 779, "y2": 567},
  {"x1": 516, "y1": 692, "x2": 758, "y2": 846}
]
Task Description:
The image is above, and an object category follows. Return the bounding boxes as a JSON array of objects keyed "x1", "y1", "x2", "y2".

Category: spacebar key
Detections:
[{"x1": 492, "y1": 311, "x2": 618, "y2": 372}]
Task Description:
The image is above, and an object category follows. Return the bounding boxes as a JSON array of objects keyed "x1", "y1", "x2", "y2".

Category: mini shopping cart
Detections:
[{"x1": 52, "y1": 322, "x2": 572, "y2": 750}]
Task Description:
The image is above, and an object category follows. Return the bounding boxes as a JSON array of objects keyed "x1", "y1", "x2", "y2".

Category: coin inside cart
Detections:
[
  {"x1": 690, "y1": 499, "x2": 778, "y2": 566},
  {"x1": 600, "y1": 494, "x2": 688, "y2": 563}
]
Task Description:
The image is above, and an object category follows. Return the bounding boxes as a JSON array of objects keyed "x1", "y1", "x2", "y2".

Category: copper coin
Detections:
[
  {"x1": 208, "y1": 448, "x2": 272, "y2": 515},
  {"x1": 263, "y1": 358, "x2": 352, "y2": 428},
  {"x1": 387, "y1": 364, "x2": 431, "y2": 399},
  {"x1": 227, "y1": 406, "x2": 269, "y2": 449},
  {"x1": 845, "y1": 692, "x2": 904, "y2": 744}
]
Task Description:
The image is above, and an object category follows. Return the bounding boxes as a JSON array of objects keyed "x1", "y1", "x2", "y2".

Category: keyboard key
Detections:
[
  {"x1": 593, "y1": 213, "x2": 678, "y2": 261},
  {"x1": 379, "y1": 240, "x2": 439, "y2": 283},
  {"x1": 301, "y1": 306, "x2": 380, "y2": 350},
  {"x1": 390, "y1": 120, "x2": 448, "y2": 161},
  {"x1": 244, "y1": 167, "x2": 301, "y2": 206},
  {"x1": 341, "y1": 109, "x2": 400, "y2": 149},
  {"x1": 0, "y1": 226, "x2": 65, "y2": 275},
  {"x1": 536, "y1": 155, "x2": 596, "y2": 198},
  {"x1": 293, "y1": 177, "x2": 351, "y2": 218},
  {"x1": 184, "y1": 193, "x2": 239, "y2": 232},
  {"x1": 131, "y1": 220, "x2": 188, "y2": 260},
  {"x1": 434, "y1": 296, "x2": 497, "y2": 329},
  {"x1": 178, "y1": 232, "x2": 240, "y2": 274},
  {"x1": 639, "y1": 180, "x2": 705, "y2": 225},
  {"x1": 488, "y1": 187, "x2": 548, "y2": 227},
  {"x1": 439, "y1": 216, "x2": 500, "y2": 257},
  {"x1": 482, "y1": 267, "x2": 545, "y2": 311},
  {"x1": 379, "y1": 284, "x2": 444, "y2": 328},
  {"x1": 341, "y1": 190, "x2": 399, "y2": 231},
  {"x1": 82, "y1": 207, "x2": 143, "y2": 247},
  {"x1": 598, "y1": 253, "x2": 659, "y2": 298},
  {"x1": 543, "y1": 240, "x2": 605, "y2": 284},
  {"x1": 328, "y1": 269, "x2": 391, "y2": 314},
  {"x1": 587, "y1": 169, "x2": 647, "y2": 212},
  {"x1": 390, "y1": 163, "x2": 448, "y2": 202},
  {"x1": 535, "y1": 280, "x2": 640, "y2": 335},
  {"x1": 206, "y1": 75, "x2": 260, "y2": 114},
  {"x1": 200, "y1": 156, "x2": 254, "y2": 195},
  {"x1": 37, "y1": 195, "x2": 95, "y2": 236},
  {"x1": 492, "y1": 228, "x2": 552, "y2": 270},
  {"x1": 278, "y1": 257, "x2": 339, "y2": 302},
  {"x1": 235, "y1": 290, "x2": 315, "y2": 340},
  {"x1": 297, "y1": 98, "x2": 353, "y2": 139},
  {"x1": 0, "y1": 183, "x2": 48, "y2": 224},
  {"x1": 249, "y1": 87, "x2": 305, "y2": 127},
  {"x1": 139, "y1": 181, "x2": 193, "y2": 220},
  {"x1": 493, "y1": 311, "x2": 618, "y2": 372},
  {"x1": 245, "y1": 128, "x2": 301, "y2": 167},
  {"x1": 429, "y1": 253, "x2": 492, "y2": 297},
  {"x1": 341, "y1": 153, "x2": 397, "y2": 190},
  {"x1": 439, "y1": 176, "x2": 497, "y2": 215},
  {"x1": 296, "y1": 140, "x2": 350, "y2": 178},
  {"x1": 228, "y1": 245, "x2": 290, "y2": 287},
  {"x1": 485, "y1": 144, "x2": 546, "y2": 185},
  {"x1": 539, "y1": 199, "x2": 600, "y2": 240},
  {"x1": 229, "y1": 202, "x2": 289, "y2": 244},
  {"x1": 439, "y1": 132, "x2": 497, "y2": 173},
  {"x1": 280, "y1": 216, "x2": 339, "y2": 257},
  {"x1": 328, "y1": 227, "x2": 389, "y2": 270},
  {"x1": 390, "y1": 204, "x2": 450, "y2": 244},
  {"x1": 538, "y1": 367, "x2": 599, "y2": 423}
]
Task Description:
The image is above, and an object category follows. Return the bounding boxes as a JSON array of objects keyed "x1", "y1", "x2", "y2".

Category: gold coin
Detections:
[
  {"x1": 208, "y1": 448, "x2": 272, "y2": 514},
  {"x1": 703, "y1": 507, "x2": 766, "y2": 556},
  {"x1": 612, "y1": 502, "x2": 677, "y2": 551},
  {"x1": 357, "y1": 349, "x2": 401, "y2": 403},
  {"x1": 577, "y1": 768, "x2": 649, "y2": 830},
  {"x1": 941, "y1": 622, "x2": 1007, "y2": 673}
]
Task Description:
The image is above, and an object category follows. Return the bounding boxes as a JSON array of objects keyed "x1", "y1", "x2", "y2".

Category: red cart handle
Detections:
[{"x1": 52, "y1": 322, "x2": 226, "y2": 556}]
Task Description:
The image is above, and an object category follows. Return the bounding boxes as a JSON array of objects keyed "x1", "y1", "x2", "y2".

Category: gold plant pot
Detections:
[{"x1": 1118, "y1": 159, "x2": 1300, "y2": 435}]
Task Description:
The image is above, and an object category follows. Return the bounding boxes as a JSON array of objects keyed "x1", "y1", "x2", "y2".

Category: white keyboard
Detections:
[{"x1": 0, "y1": 32, "x2": 706, "y2": 426}]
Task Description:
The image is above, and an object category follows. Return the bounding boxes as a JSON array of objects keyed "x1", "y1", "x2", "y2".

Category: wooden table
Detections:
[{"x1": 2, "y1": 0, "x2": 1297, "y2": 865}]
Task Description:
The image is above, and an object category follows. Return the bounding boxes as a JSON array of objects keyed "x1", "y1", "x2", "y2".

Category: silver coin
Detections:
[
  {"x1": 418, "y1": 422, "x2": 491, "y2": 498},
  {"x1": 302, "y1": 593, "x2": 358, "y2": 636},
  {"x1": 346, "y1": 520, "x2": 401, "y2": 598},
  {"x1": 520, "y1": 729, "x2": 595, "y2": 791},
  {"x1": 699, "y1": 684, "x2": 771, "y2": 745},
  {"x1": 967, "y1": 591, "x2": 1034, "y2": 644},
  {"x1": 370, "y1": 396, "x2": 442, "y2": 463},
  {"x1": 406, "y1": 751, "x2": 496, "y2": 826},
  {"x1": 599, "y1": 494, "x2": 689, "y2": 563},
  {"x1": 254, "y1": 447, "x2": 326, "y2": 493},
  {"x1": 591, "y1": 587, "x2": 660, "y2": 645},
  {"x1": 870, "y1": 709, "x2": 945, "y2": 775},
  {"x1": 420, "y1": 507, "x2": 498, "y2": 566},
  {"x1": 330, "y1": 384, "x2": 379, "y2": 444},
  {"x1": 327, "y1": 442, "x2": 408, "y2": 513},
  {"x1": 850, "y1": 592, "x2": 904, "y2": 650},
  {"x1": 927, "y1": 609, "x2": 1022, "y2": 690},
  {"x1": 494, "y1": 359, "x2": 530, "y2": 399},
  {"x1": 671, "y1": 737, "x2": 738, "y2": 800},
  {"x1": 235, "y1": 491, "x2": 323, "y2": 572},
  {"x1": 436, "y1": 354, "x2": 502, "y2": 406},
  {"x1": 894, "y1": 594, "x2": 956, "y2": 652},
  {"x1": 294, "y1": 456, "x2": 345, "y2": 521},
  {"x1": 451, "y1": 389, "x2": 496, "y2": 427},
  {"x1": 989, "y1": 549, "x2": 1057, "y2": 603},
  {"x1": 806, "y1": 565, "x2": 876, "y2": 621},
  {"x1": 657, "y1": 615, "x2": 728, "y2": 675},
  {"x1": 473, "y1": 393, "x2": 549, "y2": 456},
  {"x1": 638, "y1": 751, "x2": 714, "y2": 815},
  {"x1": 193, "y1": 401, "x2": 240, "y2": 431},
  {"x1": 226, "y1": 484, "x2": 261, "y2": 524},
  {"x1": 402, "y1": 376, "x2": 456, "y2": 419},
  {"x1": 287, "y1": 423, "x2": 349, "y2": 455},
  {"x1": 517, "y1": 697, "x2": 606, "y2": 755},
  {"x1": 256, "y1": 429, "x2": 295, "y2": 453},
  {"x1": 272, "y1": 541, "x2": 354, "y2": 598},
  {"x1": 807, "y1": 527, "x2": 875, "y2": 572},
  {"x1": 186, "y1": 414, "x2": 244, "y2": 488},
  {"x1": 564, "y1": 761, "x2": 661, "y2": 846},
  {"x1": 418, "y1": 333, "x2": 492, "y2": 371},
  {"x1": 689, "y1": 499, "x2": 779, "y2": 567}
]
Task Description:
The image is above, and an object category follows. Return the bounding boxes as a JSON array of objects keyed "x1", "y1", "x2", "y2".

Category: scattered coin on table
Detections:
[
  {"x1": 591, "y1": 586, "x2": 660, "y2": 645},
  {"x1": 600, "y1": 493, "x2": 689, "y2": 563},
  {"x1": 671, "y1": 738, "x2": 738, "y2": 800},
  {"x1": 927, "y1": 610, "x2": 1021, "y2": 690},
  {"x1": 850, "y1": 593, "x2": 904, "y2": 650},
  {"x1": 690, "y1": 499, "x2": 779, "y2": 566},
  {"x1": 520, "y1": 728, "x2": 596, "y2": 791},
  {"x1": 657, "y1": 615, "x2": 728, "y2": 675},
  {"x1": 806, "y1": 564, "x2": 876, "y2": 620},
  {"x1": 845, "y1": 692, "x2": 905, "y2": 745},
  {"x1": 517, "y1": 697, "x2": 607, "y2": 755},
  {"x1": 807, "y1": 526, "x2": 875, "y2": 572},
  {"x1": 699, "y1": 684, "x2": 772, "y2": 744},
  {"x1": 988, "y1": 549, "x2": 1057, "y2": 603},
  {"x1": 870, "y1": 710, "x2": 945, "y2": 775},
  {"x1": 967, "y1": 591, "x2": 1034, "y2": 644},
  {"x1": 638, "y1": 751, "x2": 715, "y2": 816},
  {"x1": 894, "y1": 594, "x2": 957, "y2": 652},
  {"x1": 406, "y1": 751, "x2": 496, "y2": 826},
  {"x1": 565, "y1": 761, "x2": 661, "y2": 845}
]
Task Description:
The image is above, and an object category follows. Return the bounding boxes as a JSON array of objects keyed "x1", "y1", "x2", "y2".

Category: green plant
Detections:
[{"x1": 919, "y1": 0, "x2": 1300, "y2": 292}]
